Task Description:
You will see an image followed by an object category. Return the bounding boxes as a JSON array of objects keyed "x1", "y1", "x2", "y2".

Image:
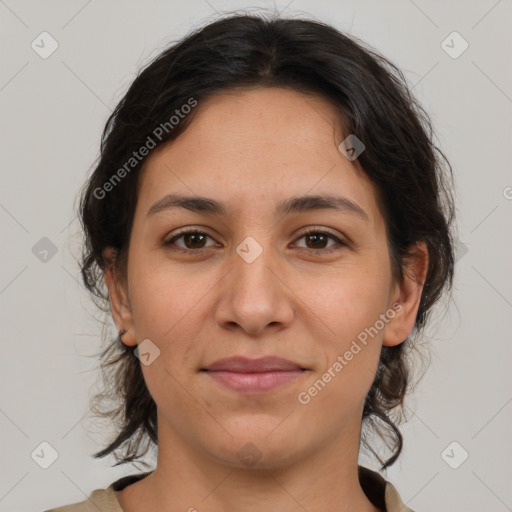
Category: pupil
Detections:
[
  {"x1": 307, "y1": 233, "x2": 326, "y2": 249},
  {"x1": 186, "y1": 233, "x2": 205, "y2": 248}
]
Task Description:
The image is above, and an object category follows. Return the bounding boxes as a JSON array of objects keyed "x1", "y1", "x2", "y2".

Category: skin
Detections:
[{"x1": 104, "y1": 87, "x2": 428, "y2": 512}]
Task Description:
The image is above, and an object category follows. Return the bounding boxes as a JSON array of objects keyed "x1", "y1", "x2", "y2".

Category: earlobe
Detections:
[
  {"x1": 103, "y1": 248, "x2": 138, "y2": 347},
  {"x1": 382, "y1": 241, "x2": 429, "y2": 348}
]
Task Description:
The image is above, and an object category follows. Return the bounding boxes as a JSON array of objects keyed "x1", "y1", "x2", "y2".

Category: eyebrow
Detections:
[{"x1": 146, "y1": 193, "x2": 369, "y2": 222}]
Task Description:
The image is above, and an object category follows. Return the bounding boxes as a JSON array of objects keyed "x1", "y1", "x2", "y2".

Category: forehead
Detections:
[
  {"x1": 136, "y1": 87, "x2": 382, "y2": 226},
  {"x1": 165, "y1": 87, "x2": 344, "y2": 159}
]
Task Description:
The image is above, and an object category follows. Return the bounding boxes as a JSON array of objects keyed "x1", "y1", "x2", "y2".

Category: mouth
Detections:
[{"x1": 200, "y1": 356, "x2": 308, "y2": 394}]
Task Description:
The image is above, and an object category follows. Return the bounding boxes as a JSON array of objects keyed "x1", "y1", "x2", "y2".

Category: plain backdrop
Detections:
[{"x1": 0, "y1": 1, "x2": 511, "y2": 511}]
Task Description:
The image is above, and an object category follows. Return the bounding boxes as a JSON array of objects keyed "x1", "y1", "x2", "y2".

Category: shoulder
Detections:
[
  {"x1": 44, "y1": 471, "x2": 153, "y2": 512},
  {"x1": 358, "y1": 465, "x2": 415, "y2": 512},
  {"x1": 44, "y1": 486, "x2": 122, "y2": 512}
]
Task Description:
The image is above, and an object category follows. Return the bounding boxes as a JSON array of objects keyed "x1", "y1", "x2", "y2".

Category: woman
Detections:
[{"x1": 47, "y1": 11, "x2": 455, "y2": 512}]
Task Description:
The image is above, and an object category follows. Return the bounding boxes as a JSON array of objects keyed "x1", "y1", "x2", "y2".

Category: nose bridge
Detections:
[
  {"x1": 232, "y1": 233, "x2": 278, "y2": 304},
  {"x1": 215, "y1": 232, "x2": 293, "y2": 334}
]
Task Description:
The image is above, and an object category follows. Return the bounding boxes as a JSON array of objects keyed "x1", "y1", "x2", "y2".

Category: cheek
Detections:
[
  {"x1": 128, "y1": 262, "x2": 205, "y2": 422},
  {"x1": 126, "y1": 258, "x2": 212, "y2": 398},
  {"x1": 298, "y1": 278, "x2": 385, "y2": 427},
  {"x1": 298, "y1": 267, "x2": 389, "y2": 406},
  {"x1": 128, "y1": 255, "x2": 209, "y2": 338},
  {"x1": 298, "y1": 352, "x2": 379, "y2": 443},
  {"x1": 312, "y1": 266, "x2": 392, "y2": 345}
]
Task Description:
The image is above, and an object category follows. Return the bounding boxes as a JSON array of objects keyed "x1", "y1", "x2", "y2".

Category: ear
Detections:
[
  {"x1": 103, "y1": 247, "x2": 137, "y2": 347},
  {"x1": 382, "y1": 241, "x2": 429, "y2": 347}
]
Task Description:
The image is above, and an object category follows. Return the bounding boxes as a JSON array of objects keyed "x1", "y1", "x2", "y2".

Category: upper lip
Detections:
[{"x1": 203, "y1": 356, "x2": 305, "y2": 373}]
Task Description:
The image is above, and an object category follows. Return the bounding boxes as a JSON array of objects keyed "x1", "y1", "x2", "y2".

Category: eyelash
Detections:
[{"x1": 163, "y1": 227, "x2": 347, "y2": 255}]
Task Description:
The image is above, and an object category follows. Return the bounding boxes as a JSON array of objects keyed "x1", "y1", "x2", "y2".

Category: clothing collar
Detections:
[{"x1": 108, "y1": 465, "x2": 413, "y2": 512}]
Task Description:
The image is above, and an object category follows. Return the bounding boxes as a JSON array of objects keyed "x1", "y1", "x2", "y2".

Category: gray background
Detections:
[{"x1": 1, "y1": 1, "x2": 511, "y2": 511}]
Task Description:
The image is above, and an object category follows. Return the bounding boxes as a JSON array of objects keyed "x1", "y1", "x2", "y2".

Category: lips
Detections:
[
  {"x1": 202, "y1": 356, "x2": 305, "y2": 372},
  {"x1": 201, "y1": 356, "x2": 307, "y2": 394}
]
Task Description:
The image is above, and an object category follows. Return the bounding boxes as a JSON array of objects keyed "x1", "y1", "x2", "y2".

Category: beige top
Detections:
[{"x1": 45, "y1": 465, "x2": 414, "y2": 512}]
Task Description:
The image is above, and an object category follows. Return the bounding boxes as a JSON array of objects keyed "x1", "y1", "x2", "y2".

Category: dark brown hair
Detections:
[{"x1": 79, "y1": 12, "x2": 455, "y2": 471}]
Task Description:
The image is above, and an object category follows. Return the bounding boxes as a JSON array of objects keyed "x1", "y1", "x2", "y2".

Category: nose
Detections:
[{"x1": 214, "y1": 239, "x2": 295, "y2": 336}]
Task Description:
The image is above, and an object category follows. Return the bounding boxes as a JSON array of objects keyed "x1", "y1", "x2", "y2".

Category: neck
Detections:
[{"x1": 117, "y1": 416, "x2": 381, "y2": 512}]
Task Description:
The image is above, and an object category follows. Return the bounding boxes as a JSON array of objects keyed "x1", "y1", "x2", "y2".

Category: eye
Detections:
[
  {"x1": 164, "y1": 226, "x2": 347, "y2": 254},
  {"x1": 293, "y1": 227, "x2": 347, "y2": 253},
  {"x1": 164, "y1": 228, "x2": 217, "y2": 253}
]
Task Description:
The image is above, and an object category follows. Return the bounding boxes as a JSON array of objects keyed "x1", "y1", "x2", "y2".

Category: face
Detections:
[{"x1": 105, "y1": 87, "x2": 425, "y2": 470}]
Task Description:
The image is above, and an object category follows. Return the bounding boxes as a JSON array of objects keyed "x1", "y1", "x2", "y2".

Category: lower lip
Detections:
[{"x1": 204, "y1": 370, "x2": 305, "y2": 393}]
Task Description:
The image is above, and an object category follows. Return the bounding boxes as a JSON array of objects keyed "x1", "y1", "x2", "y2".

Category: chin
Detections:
[{"x1": 202, "y1": 424, "x2": 308, "y2": 470}]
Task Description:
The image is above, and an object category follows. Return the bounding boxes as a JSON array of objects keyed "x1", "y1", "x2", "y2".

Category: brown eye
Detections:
[
  {"x1": 164, "y1": 229, "x2": 216, "y2": 252},
  {"x1": 294, "y1": 228, "x2": 346, "y2": 252}
]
